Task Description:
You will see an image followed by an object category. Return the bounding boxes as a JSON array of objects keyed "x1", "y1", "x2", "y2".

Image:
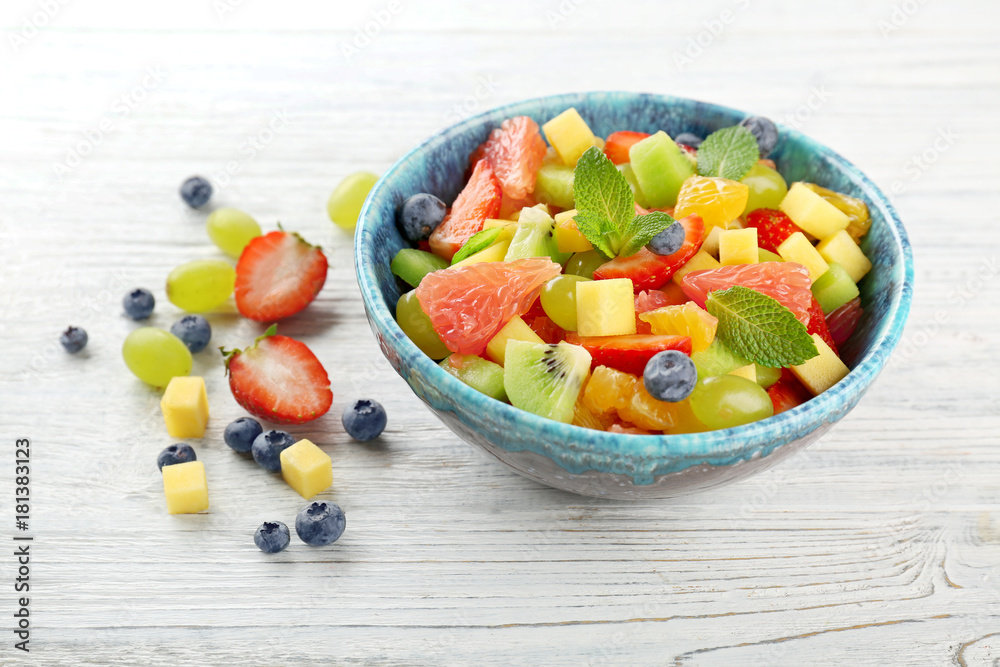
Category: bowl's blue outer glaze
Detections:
[{"x1": 355, "y1": 92, "x2": 913, "y2": 498}]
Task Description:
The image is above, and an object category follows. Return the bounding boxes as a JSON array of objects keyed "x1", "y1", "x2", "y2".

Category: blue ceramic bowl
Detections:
[{"x1": 355, "y1": 92, "x2": 913, "y2": 499}]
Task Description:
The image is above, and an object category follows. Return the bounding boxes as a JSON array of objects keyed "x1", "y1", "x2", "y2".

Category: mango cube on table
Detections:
[
  {"x1": 777, "y1": 232, "x2": 830, "y2": 282},
  {"x1": 816, "y1": 229, "x2": 872, "y2": 282},
  {"x1": 280, "y1": 439, "x2": 332, "y2": 500},
  {"x1": 791, "y1": 334, "x2": 850, "y2": 395},
  {"x1": 576, "y1": 278, "x2": 636, "y2": 337},
  {"x1": 542, "y1": 107, "x2": 595, "y2": 165},
  {"x1": 718, "y1": 228, "x2": 759, "y2": 266},
  {"x1": 162, "y1": 461, "x2": 209, "y2": 514},
  {"x1": 779, "y1": 182, "x2": 850, "y2": 240},
  {"x1": 160, "y1": 376, "x2": 209, "y2": 438}
]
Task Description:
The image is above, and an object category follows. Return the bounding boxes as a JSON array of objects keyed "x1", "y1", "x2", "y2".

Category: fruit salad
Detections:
[{"x1": 391, "y1": 108, "x2": 873, "y2": 434}]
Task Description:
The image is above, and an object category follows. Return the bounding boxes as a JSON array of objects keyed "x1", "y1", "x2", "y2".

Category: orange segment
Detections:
[
  {"x1": 673, "y1": 176, "x2": 749, "y2": 231},
  {"x1": 639, "y1": 303, "x2": 718, "y2": 353},
  {"x1": 581, "y1": 365, "x2": 677, "y2": 432}
]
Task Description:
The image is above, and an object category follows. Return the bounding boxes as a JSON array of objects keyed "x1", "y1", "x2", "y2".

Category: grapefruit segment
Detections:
[
  {"x1": 680, "y1": 261, "x2": 813, "y2": 325},
  {"x1": 429, "y1": 159, "x2": 503, "y2": 261}
]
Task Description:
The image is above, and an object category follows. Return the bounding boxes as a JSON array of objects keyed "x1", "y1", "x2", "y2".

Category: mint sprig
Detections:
[
  {"x1": 705, "y1": 286, "x2": 818, "y2": 367},
  {"x1": 696, "y1": 126, "x2": 760, "y2": 181},
  {"x1": 572, "y1": 146, "x2": 674, "y2": 258},
  {"x1": 451, "y1": 227, "x2": 504, "y2": 264}
]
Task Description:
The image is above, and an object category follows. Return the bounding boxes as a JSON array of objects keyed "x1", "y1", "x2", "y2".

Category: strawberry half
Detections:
[
  {"x1": 768, "y1": 369, "x2": 813, "y2": 415},
  {"x1": 593, "y1": 214, "x2": 705, "y2": 291},
  {"x1": 235, "y1": 230, "x2": 328, "y2": 322},
  {"x1": 565, "y1": 333, "x2": 692, "y2": 376},
  {"x1": 807, "y1": 296, "x2": 838, "y2": 353},
  {"x1": 223, "y1": 325, "x2": 333, "y2": 425},
  {"x1": 746, "y1": 208, "x2": 802, "y2": 254},
  {"x1": 604, "y1": 131, "x2": 651, "y2": 165}
]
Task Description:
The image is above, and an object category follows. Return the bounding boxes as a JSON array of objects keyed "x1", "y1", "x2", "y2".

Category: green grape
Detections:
[
  {"x1": 122, "y1": 327, "x2": 192, "y2": 387},
  {"x1": 540, "y1": 274, "x2": 589, "y2": 331},
  {"x1": 564, "y1": 250, "x2": 606, "y2": 280},
  {"x1": 328, "y1": 171, "x2": 380, "y2": 230},
  {"x1": 206, "y1": 207, "x2": 261, "y2": 258},
  {"x1": 741, "y1": 163, "x2": 788, "y2": 215},
  {"x1": 166, "y1": 259, "x2": 236, "y2": 313},
  {"x1": 689, "y1": 375, "x2": 774, "y2": 430},
  {"x1": 755, "y1": 364, "x2": 783, "y2": 389},
  {"x1": 396, "y1": 291, "x2": 450, "y2": 360}
]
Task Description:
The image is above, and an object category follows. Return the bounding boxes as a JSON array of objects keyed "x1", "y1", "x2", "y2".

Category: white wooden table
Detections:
[{"x1": 2, "y1": 1, "x2": 998, "y2": 664}]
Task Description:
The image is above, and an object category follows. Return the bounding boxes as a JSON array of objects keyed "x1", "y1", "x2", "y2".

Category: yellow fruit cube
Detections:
[
  {"x1": 779, "y1": 182, "x2": 850, "y2": 240},
  {"x1": 758, "y1": 248, "x2": 784, "y2": 263},
  {"x1": 639, "y1": 303, "x2": 718, "y2": 353},
  {"x1": 162, "y1": 461, "x2": 209, "y2": 514},
  {"x1": 702, "y1": 225, "x2": 724, "y2": 258},
  {"x1": 160, "y1": 376, "x2": 209, "y2": 439},
  {"x1": 816, "y1": 229, "x2": 872, "y2": 282},
  {"x1": 542, "y1": 108, "x2": 596, "y2": 165},
  {"x1": 673, "y1": 176, "x2": 749, "y2": 231},
  {"x1": 576, "y1": 279, "x2": 636, "y2": 337},
  {"x1": 451, "y1": 240, "x2": 510, "y2": 267},
  {"x1": 729, "y1": 364, "x2": 757, "y2": 382},
  {"x1": 672, "y1": 250, "x2": 721, "y2": 285},
  {"x1": 777, "y1": 232, "x2": 830, "y2": 282},
  {"x1": 486, "y1": 316, "x2": 544, "y2": 365},
  {"x1": 551, "y1": 210, "x2": 593, "y2": 253},
  {"x1": 718, "y1": 228, "x2": 759, "y2": 266},
  {"x1": 791, "y1": 334, "x2": 850, "y2": 395},
  {"x1": 280, "y1": 439, "x2": 332, "y2": 500}
]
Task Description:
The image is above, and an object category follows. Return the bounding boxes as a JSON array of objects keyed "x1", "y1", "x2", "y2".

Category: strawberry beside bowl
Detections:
[{"x1": 355, "y1": 92, "x2": 913, "y2": 499}]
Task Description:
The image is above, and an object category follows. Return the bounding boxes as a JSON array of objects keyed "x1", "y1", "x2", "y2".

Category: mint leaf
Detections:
[
  {"x1": 706, "y1": 286, "x2": 818, "y2": 367},
  {"x1": 451, "y1": 227, "x2": 504, "y2": 265},
  {"x1": 573, "y1": 146, "x2": 634, "y2": 258},
  {"x1": 618, "y1": 211, "x2": 676, "y2": 257},
  {"x1": 696, "y1": 126, "x2": 760, "y2": 181}
]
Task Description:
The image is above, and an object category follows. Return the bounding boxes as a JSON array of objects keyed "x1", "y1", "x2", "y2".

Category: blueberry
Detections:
[
  {"x1": 254, "y1": 521, "x2": 291, "y2": 553},
  {"x1": 170, "y1": 315, "x2": 212, "y2": 353},
  {"x1": 123, "y1": 288, "x2": 155, "y2": 320},
  {"x1": 180, "y1": 176, "x2": 213, "y2": 208},
  {"x1": 645, "y1": 221, "x2": 686, "y2": 256},
  {"x1": 643, "y1": 350, "x2": 698, "y2": 402},
  {"x1": 295, "y1": 501, "x2": 346, "y2": 547},
  {"x1": 157, "y1": 443, "x2": 197, "y2": 471},
  {"x1": 399, "y1": 193, "x2": 446, "y2": 242},
  {"x1": 342, "y1": 399, "x2": 387, "y2": 442},
  {"x1": 738, "y1": 116, "x2": 779, "y2": 158},
  {"x1": 60, "y1": 326, "x2": 88, "y2": 353},
  {"x1": 674, "y1": 132, "x2": 703, "y2": 149},
  {"x1": 251, "y1": 430, "x2": 295, "y2": 472},
  {"x1": 225, "y1": 417, "x2": 263, "y2": 454}
]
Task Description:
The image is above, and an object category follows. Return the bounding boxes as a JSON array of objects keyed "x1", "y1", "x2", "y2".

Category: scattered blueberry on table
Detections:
[
  {"x1": 342, "y1": 399, "x2": 387, "y2": 442},
  {"x1": 295, "y1": 501, "x2": 346, "y2": 546},
  {"x1": 170, "y1": 315, "x2": 212, "y2": 353},
  {"x1": 224, "y1": 417, "x2": 263, "y2": 454},
  {"x1": 251, "y1": 430, "x2": 295, "y2": 472},
  {"x1": 60, "y1": 326, "x2": 88, "y2": 353},
  {"x1": 123, "y1": 288, "x2": 155, "y2": 320},
  {"x1": 180, "y1": 176, "x2": 213, "y2": 208},
  {"x1": 157, "y1": 443, "x2": 197, "y2": 471},
  {"x1": 254, "y1": 521, "x2": 291, "y2": 554}
]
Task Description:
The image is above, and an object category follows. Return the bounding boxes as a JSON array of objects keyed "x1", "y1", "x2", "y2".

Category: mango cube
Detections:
[
  {"x1": 777, "y1": 232, "x2": 830, "y2": 282},
  {"x1": 162, "y1": 461, "x2": 209, "y2": 514},
  {"x1": 160, "y1": 376, "x2": 209, "y2": 438},
  {"x1": 672, "y1": 250, "x2": 721, "y2": 285},
  {"x1": 542, "y1": 108, "x2": 596, "y2": 165},
  {"x1": 576, "y1": 278, "x2": 636, "y2": 337},
  {"x1": 280, "y1": 439, "x2": 332, "y2": 499},
  {"x1": 779, "y1": 182, "x2": 850, "y2": 239},
  {"x1": 816, "y1": 229, "x2": 872, "y2": 282},
  {"x1": 451, "y1": 241, "x2": 510, "y2": 268},
  {"x1": 729, "y1": 364, "x2": 757, "y2": 382},
  {"x1": 718, "y1": 228, "x2": 759, "y2": 266},
  {"x1": 702, "y1": 225, "x2": 724, "y2": 258},
  {"x1": 553, "y1": 209, "x2": 593, "y2": 253},
  {"x1": 791, "y1": 334, "x2": 850, "y2": 395},
  {"x1": 486, "y1": 316, "x2": 544, "y2": 365}
]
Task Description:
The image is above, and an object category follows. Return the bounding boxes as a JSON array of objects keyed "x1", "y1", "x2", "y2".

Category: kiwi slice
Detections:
[
  {"x1": 440, "y1": 354, "x2": 507, "y2": 402},
  {"x1": 504, "y1": 208, "x2": 572, "y2": 264},
  {"x1": 390, "y1": 249, "x2": 449, "y2": 288},
  {"x1": 503, "y1": 340, "x2": 592, "y2": 423}
]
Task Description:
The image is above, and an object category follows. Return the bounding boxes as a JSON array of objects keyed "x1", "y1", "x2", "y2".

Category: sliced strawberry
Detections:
[
  {"x1": 768, "y1": 369, "x2": 813, "y2": 415},
  {"x1": 481, "y1": 116, "x2": 548, "y2": 199},
  {"x1": 223, "y1": 326, "x2": 333, "y2": 425},
  {"x1": 604, "y1": 131, "x2": 651, "y2": 165},
  {"x1": 746, "y1": 208, "x2": 802, "y2": 253},
  {"x1": 235, "y1": 230, "x2": 328, "y2": 322},
  {"x1": 807, "y1": 296, "x2": 838, "y2": 353},
  {"x1": 565, "y1": 333, "x2": 692, "y2": 376},
  {"x1": 528, "y1": 315, "x2": 566, "y2": 344},
  {"x1": 429, "y1": 159, "x2": 503, "y2": 261},
  {"x1": 593, "y1": 214, "x2": 705, "y2": 291},
  {"x1": 826, "y1": 297, "x2": 863, "y2": 346},
  {"x1": 634, "y1": 290, "x2": 672, "y2": 334}
]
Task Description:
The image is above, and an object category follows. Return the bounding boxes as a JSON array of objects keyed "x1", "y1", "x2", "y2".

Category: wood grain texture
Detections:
[{"x1": 1, "y1": 0, "x2": 999, "y2": 664}]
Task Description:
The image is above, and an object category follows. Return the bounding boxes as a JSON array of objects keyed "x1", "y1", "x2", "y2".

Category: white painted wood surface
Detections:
[{"x1": 1, "y1": 0, "x2": 999, "y2": 664}]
